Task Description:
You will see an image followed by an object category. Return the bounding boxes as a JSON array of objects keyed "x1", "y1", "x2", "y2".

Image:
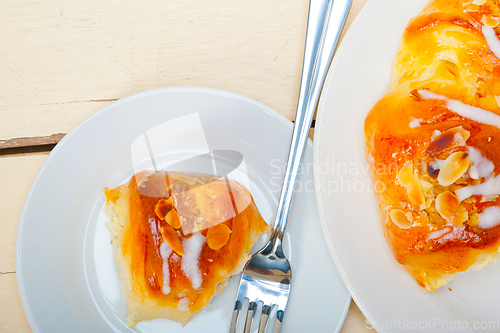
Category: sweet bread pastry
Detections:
[
  {"x1": 365, "y1": 0, "x2": 500, "y2": 292},
  {"x1": 104, "y1": 170, "x2": 269, "y2": 326}
]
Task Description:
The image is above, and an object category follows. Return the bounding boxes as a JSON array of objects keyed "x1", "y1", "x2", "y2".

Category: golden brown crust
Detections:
[
  {"x1": 365, "y1": 0, "x2": 500, "y2": 291},
  {"x1": 104, "y1": 171, "x2": 269, "y2": 326}
]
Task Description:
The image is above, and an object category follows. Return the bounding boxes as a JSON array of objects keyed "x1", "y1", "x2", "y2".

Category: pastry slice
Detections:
[
  {"x1": 104, "y1": 170, "x2": 269, "y2": 326},
  {"x1": 365, "y1": 0, "x2": 500, "y2": 291}
]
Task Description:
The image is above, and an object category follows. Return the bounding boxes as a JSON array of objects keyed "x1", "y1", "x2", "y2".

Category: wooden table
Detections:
[{"x1": 0, "y1": 1, "x2": 371, "y2": 331}]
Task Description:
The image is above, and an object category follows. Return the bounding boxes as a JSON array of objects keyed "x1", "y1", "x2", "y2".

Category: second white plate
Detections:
[{"x1": 314, "y1": 1, "x2": 500, "y2": 332}]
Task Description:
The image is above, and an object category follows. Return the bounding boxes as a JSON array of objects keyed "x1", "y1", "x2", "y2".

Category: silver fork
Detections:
[{"x1": 229, "y1": 1, "x2": 351, "y2": 332}]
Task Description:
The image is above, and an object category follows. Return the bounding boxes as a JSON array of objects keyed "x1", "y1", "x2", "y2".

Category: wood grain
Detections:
[
  {"x1": 1, "y1": 0, "x2": 308, "y2": 141},
  {"x1": 0, "y1": 154, "x2": 48, "y2": 273},
  {"x1": 341, "y1": 301, "x2": 372, "y2": 333},
  {"x1": 1, "y1": 0, "x2": 366, "y2": 144},
  {"x1": 0, "y1": 273, "x2": 31, "y2": 333},
  {"x1": 0, "y1": 133, "x2": 65, "y2": 149},
  {"x1": 0, "y1": 155, "x2": 48, "y2": 332}
]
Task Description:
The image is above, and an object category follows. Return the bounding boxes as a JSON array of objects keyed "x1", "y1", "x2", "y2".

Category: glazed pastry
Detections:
[
  {"x1": 365, "y1": 0, "x2": 500, "y2": 291},
  {"x1": 104, "y1": 171, "x2": 269, "y2": 326}
]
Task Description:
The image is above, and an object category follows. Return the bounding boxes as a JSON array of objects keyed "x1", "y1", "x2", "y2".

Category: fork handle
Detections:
[{"x1": 269, "y1": 0, "x2": 352, "y2": 251}]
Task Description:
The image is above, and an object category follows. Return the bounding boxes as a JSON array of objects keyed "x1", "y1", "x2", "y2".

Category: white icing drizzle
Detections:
[
  {"x1": 478, "y1": 206, "x2": 500, "y2": 229},
  {"x1": 430, "y1": 159, "x2": 445, "y2": 171},
  {"x1": 482, "y1": 25, "x2": 500, "y2": 60},
  {"x1": 456, "y1": 175, "x2": 500, "y2": 201},
  {"x1": 431, "y1": 130, "x2": 442, "y2": 141},
  {"x1": 452, "y1": 146, "x2": 498, "y2": 201},
  {"x1": 177, "y1": 297, "x2": 191, "y2": 312},
  {"x1": 419, "y1": 90, "x2": 446, "y2": 101},
  {"x1": 453, "y1": 132, "x2": 467, "y2": 146},
  {"x1": 160, "y1": 241, "x2": 173, "y2": 295},
  {"x1": 418, "y1": 90, "x2": 500, "y2": 128},
  {"x1": 468, "y1": 146, "x2": 494, "y2": 179},
  {"x1": 426, "y1": 226, "x2": 452, "y2": 241},
  {"x1": 409, "y1": 118, "x2": 422, "y2": 128},
  {"x1": 181, "y1": 232, "x2": 206, "y2": 290}
]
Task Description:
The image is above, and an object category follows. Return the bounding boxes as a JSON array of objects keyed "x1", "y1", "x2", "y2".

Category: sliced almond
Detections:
[
  {"x1": 397, "y1": 161, "x2": 413, "y2": 187},
  {"x1": 432, "y1": 185, "x2": 447, "y2": 196},
  {"x1": 166, "y1": 208, "x2": 182, "y2": 229},
  {"x1": 161, "y1": 226, "x2": 184, "y2": 255},
  {"x1": 454, "y1": 127, "x2": 470, "y2": 141},
  {"x1": 453, "y1": 211, "x2": 469, "y2": 227},
  {"x1": 480, "y1": 195, "x2": 499, "y2": 202},
  {"x1": 473, "y1": 0, "x2": 486, "y2": 5},
  {"x1": 437, "y1": 152, "x2": 470, "y2": 186},
  {"x1": 465, "y1": 3, "x2": 480, "y2": 12},
  {"x1": 431, "y1": 130, "x2": 442, "y2": 141},
  {"x1": 420, "y1": 180, "x2": 434, "y2": 193},
  {"x1": 389, "y1": 209, "x2": 412, "y2": 229},
  {"x1": 469, "y1": 213, "x2": 480, "y2": 227},
  {"x1": 481, "y1": 15, "x2": 499, "y2": 28},
  {"x1": 420, "y1": 198, "x2": 433, "y2": 210},
  {"x1": 407, "y1": 172, "x2": 425, "y2": 206},
  {"x1": 428, "y1": 210, "x2": 446, "y2": 226},
  {"x1": 494, "y1": 95, "x2": 500, "y2": 107},
  {"x1": 464, "y1": 197, "x2": 476, "y2": 204},
  {"x1": 456, "y1": 204, "x2": 467, "y2": 214},
  {"x1": 155, "y1": 197, "x2": 174, "y2": 220},
  {"x1": 206, "y1": 223, "x2": 231, "y2": 250},
  {"x1": 435, "y1": 191, "x2": 460, "y2": 219},
  {"x1": 427, "y1": 127, "x2": 470, "y2": 154}
]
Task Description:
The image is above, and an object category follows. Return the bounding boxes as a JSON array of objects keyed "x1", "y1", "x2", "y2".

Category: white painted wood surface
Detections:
[{"x1": 0, "y1": 1, "x2": 372, "y2": 332}]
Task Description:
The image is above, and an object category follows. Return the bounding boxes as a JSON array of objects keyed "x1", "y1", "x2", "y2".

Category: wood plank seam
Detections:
[
  {"x1": 39, "y1": 98, "x2": 118, "y2": 106},
  {"x1": 0, "y1": 145, "x2": 57, "y2": 158},
  {"x1": 0, "y1": 133, "x2": 65, "y2": 149},
  {"x1": 0, "y1": 121, "x2": 315, "y2": 154}
]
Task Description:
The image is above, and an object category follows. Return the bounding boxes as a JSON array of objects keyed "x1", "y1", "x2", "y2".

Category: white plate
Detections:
[
  {"x1": 16, "y1": 86, "x2": 350, "y2": 333},
  {"x1": 314, "y1": 1, "x2": 500, "y2": 332}
]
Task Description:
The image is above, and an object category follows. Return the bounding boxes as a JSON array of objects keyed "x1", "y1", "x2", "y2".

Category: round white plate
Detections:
[
  {"x1": 314, "y1": 1, "x2": 500, "y2": 332},
  {"x1": 16, "y1": 86, "x2": 349, "y2": 333}
]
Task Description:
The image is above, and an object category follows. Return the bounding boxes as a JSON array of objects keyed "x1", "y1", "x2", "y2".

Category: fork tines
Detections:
[{"x1": 229, "y1": 251, "x2": 291, "y2": 333}]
